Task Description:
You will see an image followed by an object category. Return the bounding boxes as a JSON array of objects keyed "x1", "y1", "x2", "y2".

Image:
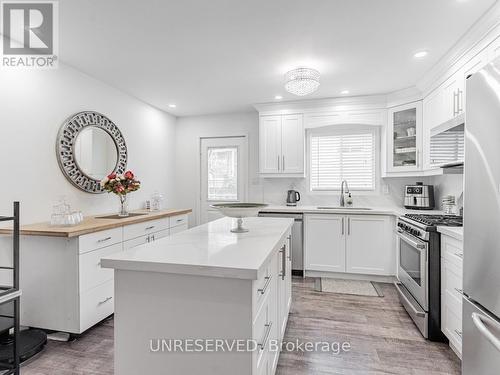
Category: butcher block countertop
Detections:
[{"x1": 0, "y1": 208, "x2": 192, "y2": 238}]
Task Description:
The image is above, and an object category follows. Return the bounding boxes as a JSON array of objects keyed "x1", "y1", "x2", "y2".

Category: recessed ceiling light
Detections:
[
  {"x1": 414, "y1": 51, "x2": 428, "y2": 59},
  {"x1": 341, "y1": 90, "x2": 349, "y2": 95},
  {"x1": 274, "y1": 95, "x2": 283, "y2": 100},
  {"x1": 168, "y1": 104, "x2": 177, "y2": 108}
]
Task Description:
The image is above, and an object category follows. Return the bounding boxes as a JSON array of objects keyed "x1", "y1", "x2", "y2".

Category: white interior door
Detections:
[{"x1": 200, "y1": 137, "x2": 248, "y2": 224}]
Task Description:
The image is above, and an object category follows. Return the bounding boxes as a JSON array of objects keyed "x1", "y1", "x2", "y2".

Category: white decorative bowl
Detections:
[{"x1": 210, "y1": 203, "x2": 268, "y2": 233}]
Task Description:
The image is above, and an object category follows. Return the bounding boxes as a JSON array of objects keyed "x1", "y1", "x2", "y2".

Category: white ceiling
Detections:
[{"x1": 60, "y1": 0, "x2": 497, "y2": 116}]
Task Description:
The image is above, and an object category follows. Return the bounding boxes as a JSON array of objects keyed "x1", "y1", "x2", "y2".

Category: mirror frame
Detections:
[{"x1": 56, "y1": 111, "x2": 128, "y2": 194}]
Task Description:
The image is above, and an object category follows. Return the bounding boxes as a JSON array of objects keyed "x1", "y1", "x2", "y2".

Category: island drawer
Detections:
[
  {"x1": 253, "y1": 267, "x2": 272, "y2": 317},
  {"x1": 79, "y1": 227, "x2": 123, "y2": 254},
  {"x1": 80, "y1": 279, "x2": 114, "y2": 333},
  {"x1": 123, "y1": 218, "x2": 169, "y2": 241},
  {"x1": 253, "y1": 291, "x2": 271, "y2": 375},
  {"x1": 79, "y1": 243, "x2": 122, "y2": 293}
]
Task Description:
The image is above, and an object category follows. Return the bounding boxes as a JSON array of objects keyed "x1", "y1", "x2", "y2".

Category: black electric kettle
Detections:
[{"x1": 286, "y1": 190, "x2": 301, "y2": 206}]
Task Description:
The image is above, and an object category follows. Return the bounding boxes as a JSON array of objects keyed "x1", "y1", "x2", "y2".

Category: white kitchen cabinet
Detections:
[
  {"x1": 304, "y1": 214, "x2": 346, "y2": 272},
  {"x1": 387, "y1": 101, "x2": 423, "y2": 173},
  {"x1": 259, "y1": 114, "x2": 304, "y2": 176},
  {"x1": 305, "y1": 214, "x2": 395, "y2": 277},
  {"x1": 345, "y1": 215, "x2": 394, "y2": 275},
  {"x1": 17, "y1": 211, "x2": 189, "y2": 334},
  {"x1": 440, "y1": 233, "x2": 463, "y2": 357}
]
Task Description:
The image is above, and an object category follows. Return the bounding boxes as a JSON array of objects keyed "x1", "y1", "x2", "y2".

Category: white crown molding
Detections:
[
  {"x1": 253, "y1": 94, "x2": 388, "y2": 115},
  {"x1": 417, "y1": 1, "x2": 500, "y2": 94}
]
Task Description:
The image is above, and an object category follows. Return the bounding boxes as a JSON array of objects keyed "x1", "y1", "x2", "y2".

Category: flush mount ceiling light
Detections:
[
  {"x1": 274, "y1": 95, "x2": 283, "y2": 100},
  {"x1": 414, "y1": 50, "x2": 428, "y2": 59},
  {"x1": 341, "y1": 90, "x2": 349, "y2": 95},
  {"x1": 168, "y1": 104, "x2": 177, "y2": 108},
  {"x1": 284, "y1": 67, "x2": 320, "y2": 96}
]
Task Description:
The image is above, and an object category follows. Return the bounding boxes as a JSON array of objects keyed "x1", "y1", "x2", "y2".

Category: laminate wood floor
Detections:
[{"x1": 21, "y1": 277, "x2": 460, "y2": 375}]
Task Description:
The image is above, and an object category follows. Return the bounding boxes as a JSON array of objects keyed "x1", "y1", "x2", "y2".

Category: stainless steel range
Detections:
[{"x1": 395, "y1": 213, "x2": 462, "y2": 341}]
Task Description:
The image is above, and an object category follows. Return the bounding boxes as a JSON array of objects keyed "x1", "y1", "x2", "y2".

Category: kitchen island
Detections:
[{"x1": 101, "y1": 216, "x2": 293, "y2": 375}]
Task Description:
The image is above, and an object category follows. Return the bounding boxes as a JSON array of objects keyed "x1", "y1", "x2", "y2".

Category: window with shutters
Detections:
[{"x1": 309, "y1": 128, "x2": 376, "y2": 191}]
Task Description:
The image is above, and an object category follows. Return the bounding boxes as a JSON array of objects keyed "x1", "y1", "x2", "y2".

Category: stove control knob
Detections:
[{"x1": 415, "y1": 230, "x2": 421, "y2": 237}]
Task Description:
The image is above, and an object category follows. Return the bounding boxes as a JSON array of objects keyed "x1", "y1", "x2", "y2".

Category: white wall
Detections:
[
  {"x1": 175, "y1": 112, "x2": 262, "y2": 226},
  {"x1": 0, "y1": 64, "x2": 177, "y2": 224}
]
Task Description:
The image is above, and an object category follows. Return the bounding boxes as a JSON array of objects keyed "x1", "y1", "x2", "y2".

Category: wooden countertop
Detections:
[{"x1": 0, "y1": 208, "x2": 192, "y2": 238}]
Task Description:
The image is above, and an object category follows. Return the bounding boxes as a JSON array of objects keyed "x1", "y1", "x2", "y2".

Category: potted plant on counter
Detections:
[{"x1": 101, "y1": 171, "x2": 141, "y2": 217}]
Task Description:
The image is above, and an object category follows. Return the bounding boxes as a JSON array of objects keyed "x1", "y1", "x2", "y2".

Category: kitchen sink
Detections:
[
  {"x1": 97, "y1": 213, "x2": 149, "y2": 219},
  {"x1": 316, "y1": 206, "x2": 372, "y2": 210}
]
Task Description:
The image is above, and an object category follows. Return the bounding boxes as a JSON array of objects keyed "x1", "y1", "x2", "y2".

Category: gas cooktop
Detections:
[{"x1": 404, "y1": 214, "x2": 463, "y2": 227}]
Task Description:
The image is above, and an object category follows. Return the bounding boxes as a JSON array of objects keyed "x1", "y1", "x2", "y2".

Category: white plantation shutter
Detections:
[{"x1": 310, "y1": 130, "x2": 375, "y2": 191}]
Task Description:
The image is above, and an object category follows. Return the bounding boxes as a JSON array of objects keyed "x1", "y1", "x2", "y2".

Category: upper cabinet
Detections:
[
  {"x1": 386, "y1": 101, "x2": 423, "y2": 173},
  {"x1": 259, "y1": 114, "x2": 304, "y2": 176}
]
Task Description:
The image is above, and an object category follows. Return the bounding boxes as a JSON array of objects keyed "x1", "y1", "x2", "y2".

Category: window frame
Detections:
[{"x1": 307, "y1": 125, "x2": 380, "y2": 194}]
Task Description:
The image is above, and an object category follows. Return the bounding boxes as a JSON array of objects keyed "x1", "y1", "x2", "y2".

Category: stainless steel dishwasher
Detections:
[{"x1": 258, "y1": 212, "x2": 303, "y2": 274}]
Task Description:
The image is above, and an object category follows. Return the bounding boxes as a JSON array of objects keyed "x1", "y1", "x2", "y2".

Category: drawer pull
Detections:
[
  {"x1": 258, "y1": 322, "x2": 273, "y2": 350},
  {"x1": 454, "y1": 288, "x2": 463, "y2": 295},
  {"x1": 176, "y1": 219, "x2": 183, "y2": 222},
  {"x1": 454, "y1": 329, "x2": 463, "y2": 338},
  {"x1": 97, "y1": 236, "x2": 112, "y2": 243},
  {"x1": 145, "y1": 226, "x2": 155, "y2": 230},
  {"x1": 454, "y1": 252, "x2": 464, "y2": 258},
  {"x1": 98, "y1": 296, "x2": 113, "y2": 305},
  {"x1": 257, "y1": 276, "x2": 272, "y2": 295}
]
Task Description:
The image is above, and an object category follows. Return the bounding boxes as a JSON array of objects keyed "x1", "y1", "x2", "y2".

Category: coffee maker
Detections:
[{"x1": 286, "y1": 190, "x2": 301, "y2": 206}]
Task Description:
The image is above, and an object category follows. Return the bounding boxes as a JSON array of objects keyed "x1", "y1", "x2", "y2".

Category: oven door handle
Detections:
[{"x1": 397, "y1": 229, "x2": 427, "y2": 249}]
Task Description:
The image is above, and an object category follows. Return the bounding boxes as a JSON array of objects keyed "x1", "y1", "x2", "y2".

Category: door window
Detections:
[{"x1": 207, "y1": 147, "x2": 238, "y2": 201}]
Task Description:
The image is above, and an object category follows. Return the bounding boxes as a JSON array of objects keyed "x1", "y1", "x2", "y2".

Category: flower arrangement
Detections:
[{"x1": 101, "y1": 171, "x2": 141, "y2": 216}]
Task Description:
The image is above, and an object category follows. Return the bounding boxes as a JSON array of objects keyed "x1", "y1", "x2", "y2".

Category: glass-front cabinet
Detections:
[{"x1": 387, "y1": 101, "x2": 423, "y2": 172}]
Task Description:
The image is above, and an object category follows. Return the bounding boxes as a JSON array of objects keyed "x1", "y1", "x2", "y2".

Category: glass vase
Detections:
[{"x1": 118, "y1": 195, "x2": 129, "y2": 217}]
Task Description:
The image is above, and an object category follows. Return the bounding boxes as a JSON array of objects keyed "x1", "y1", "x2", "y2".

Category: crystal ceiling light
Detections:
[{"x1": 284, "y1": 67, "x2": 320, "y2": 96}]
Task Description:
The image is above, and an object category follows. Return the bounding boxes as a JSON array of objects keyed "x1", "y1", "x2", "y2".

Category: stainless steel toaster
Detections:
[{"x1": 404, "y1": 182, "x2": 435, "y2": 210}]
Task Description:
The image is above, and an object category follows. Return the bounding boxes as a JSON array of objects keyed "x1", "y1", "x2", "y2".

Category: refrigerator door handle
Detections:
[{"x1": 472, "y1": 312, "x2": 500, "y2": 352}]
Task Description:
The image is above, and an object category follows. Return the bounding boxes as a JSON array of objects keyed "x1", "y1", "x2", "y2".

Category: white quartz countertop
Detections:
[
  {"x1": 437, "y1": 226, "x2": 463, "y2": 241},
  {"x1": 101, "y1": 217, "x2": 293, "y2": 280},
  {"x1": 259, "y1": 205, "x2": 442, "y2": 217}
]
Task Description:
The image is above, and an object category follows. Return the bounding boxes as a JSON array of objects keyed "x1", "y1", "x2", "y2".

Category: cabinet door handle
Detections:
[
  {"x1": 348, "y1": 218, "x2": 351, "y2": 235},
  {"x1": 458, "y1": 89, "x2": 463, "y2": 113},
  {"x1": 257, "y1": 276, "x2": 272, "y2": 295},
  {"x1": 341, "y1": 217, "x2": 344, "y2": 235},
  {"x1": 453, "y1": 90, "x2": 458, "y2": 117},
  {"x1": 151, "y1": 234, "x2": 155, "y2": 241},
  {"x1": 259, "y1": 322, "x2": 273, "y2": 350},
  {"x1": 455, "y1": 252, "x2": 464, "y2": 259},
  {"x1": 454, "y1": 329, "x2": 463, "y2": 338},
  {"x1": 280, "y1": 245, "x2": 286, "y2": 280},
  {"x1": 98, "y1": 296, "x2": 113, "y2": 305},
  {"x1": 282, "y1": 155, "x2": 285, "y2": 171},
  {"x1": 277, "y1": 155, "x2": 280, "y2": 171},
  {"x1": 98, "y1": 236, "x2": 112, "y2": 243},
  {"x1": 454, "y1": 288, "x2": 463, "y2": 295}
]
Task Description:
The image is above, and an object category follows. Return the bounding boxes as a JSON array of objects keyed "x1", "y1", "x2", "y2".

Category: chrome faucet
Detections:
[{"x1": 340, "y1": 180, "x2": 350, "y2": 207}]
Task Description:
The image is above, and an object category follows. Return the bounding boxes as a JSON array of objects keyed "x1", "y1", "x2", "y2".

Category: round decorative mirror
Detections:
[{"x1": 56, "y1": 111, "x2": 127, "y2": 194}]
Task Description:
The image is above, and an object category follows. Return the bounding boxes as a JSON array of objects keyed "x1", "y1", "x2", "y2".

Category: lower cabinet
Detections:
[
  {"x1": 441, "y1": 234, "x2": 463, "y2": 357},
  {"x1": 19, "y1": 213, "x2": 189, "y2": 334},
  {"x1": 305, "y1": 214, "x2": 395, "y2": 276},
  {"x1": 252, "y1": 231, "x2": 292, "y2": 375}
]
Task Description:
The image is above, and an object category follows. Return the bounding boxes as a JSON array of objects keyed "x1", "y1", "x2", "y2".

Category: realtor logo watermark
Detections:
[{"x1": 1, "y1": 0, "x2": 58, "y2": 68}]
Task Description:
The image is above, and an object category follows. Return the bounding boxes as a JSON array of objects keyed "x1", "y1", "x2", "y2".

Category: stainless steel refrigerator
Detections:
[{"x1": 463, "y1": 56, "x2": 500, "y2": 374}]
